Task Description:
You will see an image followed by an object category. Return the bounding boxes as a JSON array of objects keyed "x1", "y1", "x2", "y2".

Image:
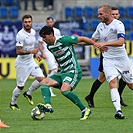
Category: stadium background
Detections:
[{"x1": 0, "y1": 0, "x2": 133, "y2": 79}]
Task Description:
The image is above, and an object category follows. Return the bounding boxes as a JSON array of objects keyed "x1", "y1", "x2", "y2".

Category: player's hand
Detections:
[
  {"x1": 36, "y1": 54, "x2": 42, "y2": 62},
  {"x1": 42, "y1": 53, "x2": 47, "y2": 59},
  {"x1": 94, "y1": 43, "x2": 108, "y2": 51}
]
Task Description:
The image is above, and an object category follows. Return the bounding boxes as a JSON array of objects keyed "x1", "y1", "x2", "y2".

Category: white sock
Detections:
[
  {"x1": 110, "y1": 88, "x2": 121, "y2": 111},
  {"x1": 82, "y1": 107, "x2": 88, "y2": 112},
  {"x1": 11, "y1": 86, "x2": 21, "y2": 105},
  {"x1": 26, "y1": 80, "x2": 40, "y2": 95}
]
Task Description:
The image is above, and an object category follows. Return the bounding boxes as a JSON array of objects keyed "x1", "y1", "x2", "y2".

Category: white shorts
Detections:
[
  {"x1": 103, "y1": 57, "x2": 133, "y2": 84},
  {"x1": 15, "y1": 60, "x2": 44, "y2": 86}
]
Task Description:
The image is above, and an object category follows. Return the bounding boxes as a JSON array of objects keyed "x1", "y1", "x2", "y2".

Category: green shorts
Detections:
[{"x1": 49, "y1": 71, "x2": 82, "y2": 90}]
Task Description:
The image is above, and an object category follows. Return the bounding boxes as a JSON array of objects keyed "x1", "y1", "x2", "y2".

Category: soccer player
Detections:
[
  {"x1": 10, "y1": 14, "x2": 45, "y2": 110},
  {"x1": 36, "y1": 26, "x2": 96, "y2": 120},
  {"x1": 89, "y1": 4, "x2": 133, "y2": 119},
  {"x1": 37, "y1": 17, "x2": 61, "y2": 96},
  {"x1": 85, "y1": 7, "x2": 127, "y2": 108}
]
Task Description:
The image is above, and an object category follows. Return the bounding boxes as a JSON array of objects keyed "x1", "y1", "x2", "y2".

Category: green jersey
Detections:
[{"x1": 47, "y1": 36, "x2": 82, "y2": 73}]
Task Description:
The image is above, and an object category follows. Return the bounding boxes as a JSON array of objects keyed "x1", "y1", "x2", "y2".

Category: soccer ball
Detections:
[{"x1": 31, "y1": 106, "x2": 45, "y2": 120}]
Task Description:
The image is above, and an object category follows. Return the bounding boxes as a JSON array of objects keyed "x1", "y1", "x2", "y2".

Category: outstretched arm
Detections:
[
  {"x1": 94, "y1": 37, "x2": 124, "y2": 49},
  {"x1": 77, "y1": 36, "x2": 95, "y2": 45}
]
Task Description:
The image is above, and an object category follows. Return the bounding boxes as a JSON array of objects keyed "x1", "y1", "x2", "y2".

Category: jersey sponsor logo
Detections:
[
  {"x1": 56, "y1": 49, "x2": 62, "y2": 55},
  {"x1": 110, "y1": 28, "x2": 113, "y2": 32}
]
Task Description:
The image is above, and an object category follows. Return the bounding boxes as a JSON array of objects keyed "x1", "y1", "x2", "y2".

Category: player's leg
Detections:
[
  {"x1": 109, "y1": 78, "x2": 125, "y2": 119},
  {"x1": 118, "y1": 78, "x2": 127, "y2": 106},
  {"x1": 104, "y1": 58, "x2": 125, "y2": 119},
  {"x1": 85, "y1": 53, "x2": 105, "y2": 108},
  {"x1": 85, "y1": 72, "x2": 105, "y2": 108},
  {"x1": 10, "y1": 63, "x2": 30, "y2": 110},
  {"x1": 47, "y1": 69, "x2": 58, "y2": 96},
  {"x1": 45, "y1": 55, "x2": 58, "y2": 96},
  {"x1": 37, "y1": 77, "x2": 59, "y2": 113},
  {"x1": 60, "y1": 72, "x2": 91, "y2": 120},
  {"x1": 23, "y1": 79, "x2": 41, "y2": 105},
  {"x1": 23, "y1": 63, "x2": 44, "y2": 105}
]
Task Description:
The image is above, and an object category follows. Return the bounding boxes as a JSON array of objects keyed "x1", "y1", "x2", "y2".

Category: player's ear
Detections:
[{"x1": 50, "y1": 32, "x2": 54, "y2": 36}]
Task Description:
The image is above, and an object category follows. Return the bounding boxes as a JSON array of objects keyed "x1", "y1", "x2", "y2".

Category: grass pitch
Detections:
[{"x1": 0, "y1": 78, "x2": 133, "y2": 133}]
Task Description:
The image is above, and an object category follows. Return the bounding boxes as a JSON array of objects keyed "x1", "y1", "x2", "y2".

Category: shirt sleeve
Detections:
[
  {"x1": 62, "y1": 36, "x2": 78, "y2": 46},
  {"x1": 16, "y1": 33, "x2": 24, "y2": 47},
  {"x1": 116, "y1": 20, "x2": 125, "y2": 39},
  {"x1": 38, "y1": 36, "x2": 43, "y2": 42},
  {"x1": 92, "y1": 25, "x2": 100, "y2": 41}
]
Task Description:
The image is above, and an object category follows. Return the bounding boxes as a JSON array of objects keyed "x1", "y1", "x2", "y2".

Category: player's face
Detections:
[
  {"x1": 22, "y1": 18, "x2": 32, "y2": 32},
  {"x1": 111, "y1": 10, "x2": 120, "y2": 20},
  {"x1": 46, "y1": 19, "x2": 54, "y2": 27},
  {"x1": 42, "y1": 33, "x2": 54, "y2": 44},
  {"x1": 98, "y1": 7, "x2": 110, "y2": 23}
]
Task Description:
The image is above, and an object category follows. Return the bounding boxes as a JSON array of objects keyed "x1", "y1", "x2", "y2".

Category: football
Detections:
[{"x1": 31, "y1": 106, "x2": 45, "y2": 120}]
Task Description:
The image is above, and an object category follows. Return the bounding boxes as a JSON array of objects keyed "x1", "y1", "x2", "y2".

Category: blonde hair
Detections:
[{"x1": 98, "y1": 4, "x2": 111, "y2": 13}]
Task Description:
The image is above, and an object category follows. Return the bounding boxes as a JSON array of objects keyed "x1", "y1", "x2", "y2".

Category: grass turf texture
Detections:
[{"x1": 0, "y1": 78, "x2": 133, "y2": 133}]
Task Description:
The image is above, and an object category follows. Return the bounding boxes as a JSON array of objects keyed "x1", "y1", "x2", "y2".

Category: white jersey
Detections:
[
  {"x1": 15, "y1": 28, "x2": 44, "y2": 86},
  {"x1": 92, "y1": 19, "x2": 127, "y2": 58},
  {"x1": 16, "y1": 28, "x2": 36, "y2": 64}
]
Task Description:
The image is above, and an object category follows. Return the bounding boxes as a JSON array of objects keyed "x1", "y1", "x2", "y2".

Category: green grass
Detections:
[{"x1": 0, "y1": 78, "x2": 133, "y2": 133}]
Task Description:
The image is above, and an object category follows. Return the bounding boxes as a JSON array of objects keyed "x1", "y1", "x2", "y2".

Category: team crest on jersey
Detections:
[
  {"x1": 35, "y1": 66, "x2": 39, "y2": 69},
  {"x1": 71, "y1": 36, "x2": 76, "y2": 39},
  {"x1": 110, "y1": 28, "x2": 113, "y2": 32},
  {"x1": 104, "y1": 37, "x2": 108, "y2": 42}
]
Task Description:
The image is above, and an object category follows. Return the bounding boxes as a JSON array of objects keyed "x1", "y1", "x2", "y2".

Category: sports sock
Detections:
[
  {"x1": 40, "y1": 84, "x2": 51, "y2": 105},
  {"x1": 26, "y1": 80, "x2": 40, "y2": 95},
  {"x1": 118, "y1": 78, "x2": 126, "y2": 99},
  {"x1": 62, "y1": 90, "x2": 86, "y2": 111},
  {"x1": 110, "y1": 88, "x2": 121, "y2": 111},
  {"x1": 11, "y1": 86, "x2": 21, "y2": 105},
  {"x1": 89, "y1": 79, "x2": 102, "y2": 98}
]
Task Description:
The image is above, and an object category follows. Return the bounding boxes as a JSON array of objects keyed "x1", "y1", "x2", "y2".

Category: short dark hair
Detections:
[
  {"x1": 22, "y1": 14, "x2": 32, "y2": 22},
  {"x1": 46, "y1": 17, "x2": 54, "y2": 21},
  {"x1": 111, "y1": 7, "x2": 120, "y2": 12},
  {"x1": 39, "y1": 26, "x2": 54, "y2": 37}
]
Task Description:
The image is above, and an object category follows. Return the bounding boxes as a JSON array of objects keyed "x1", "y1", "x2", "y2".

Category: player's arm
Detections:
[
  {"x1": 16, "y1": 46, "x2": 38, "y2": 55},
  {"x1": 77, "y1": 36, "x2": 95, "y2": 45},
  {"x1": 38, "y1": 41, "x2": 46, "y2": 59},
  {"x1": 94, "y1": 37, "x2": 124, "y2": 49}
]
